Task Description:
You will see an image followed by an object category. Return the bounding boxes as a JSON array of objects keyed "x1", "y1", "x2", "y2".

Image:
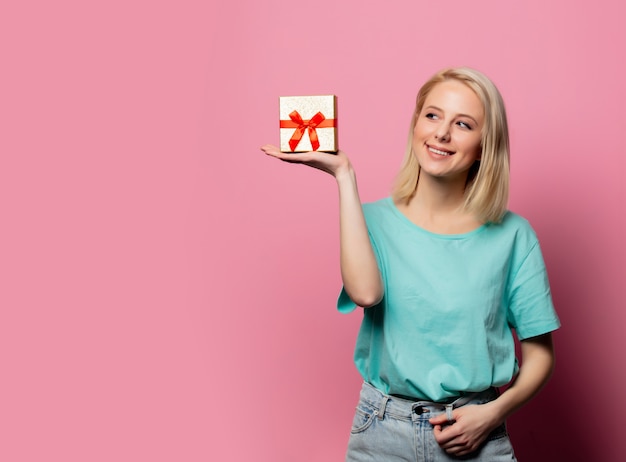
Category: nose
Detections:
[{"x1": 434, "y1": 123, "x2": 451, "y2": 142}]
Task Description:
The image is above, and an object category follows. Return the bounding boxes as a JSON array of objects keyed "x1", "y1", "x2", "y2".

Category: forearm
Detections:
[
  {"x1": 260, "y1": 144, "x2": 383, "y2": 307},
  {"x1": 489, "y1": 333, "x2": 555, "y2": 422},
  {"x1": 336, "y1": 167, "x2": 383, "y2": 307}
]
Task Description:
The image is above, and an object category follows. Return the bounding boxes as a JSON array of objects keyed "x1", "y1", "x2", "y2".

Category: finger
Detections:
[
  {"x1": 280, "y1": 152, "x2": 321, "y2": 164},
  {"x1": 261, "y1": 145, "x2": 313, "y2": 162},
  {"x1": 263, "y1": 149, "x2": 306, "y2": 163},
  {"x1": 445, "y1": 447, "x2": 466, "y2": 457},
  {"x1": 260, "y1": 144, "x2": 279, "y2": 152},
  {"x1": 433, "y1": 422, "x2": 465, "y2": 446},
  {"x1": 428, "y1": 414, "x2": 451, "y2": 426},
  {"x1": 438, "y1": 431, "x2": 479, "y2": 454},
  {"x1": 432, "y1": 425, "x2": 444, "y2": 443},
  {"x1": 432, "y1": 424, "x2": 455, "y2": 445},
  {"x1": 447, "y1": 441, "x2": 480, "y2": 457},
  {"x1": 260, "y1": 144, "x2": 288, "y2": 158}
]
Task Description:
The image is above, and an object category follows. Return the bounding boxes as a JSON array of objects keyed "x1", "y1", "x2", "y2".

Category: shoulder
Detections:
[
  {"x1": 491, "y1": 211, "x2": 538, "y2": 240},
  {"x1": 481, "y1": 211, "x2": 544, "y2": 260},
  {"x1": 488, "y1": 212, "x2": 549, "y2": 271},
  {"x1": 362, "y1": 196, "x2": 392, "y2": 210},
  {"x1": 362, "y1": 197, "x2": 395, "y2": 220},
  {"x1": 499, "y1": 210, "x2": 531, "y2": 227},
  {"x1": 361, "y1": 197, "x2": 404, "y2": 239}
]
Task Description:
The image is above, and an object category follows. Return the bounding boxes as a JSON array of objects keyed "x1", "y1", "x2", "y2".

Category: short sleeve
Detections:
[
  {"x1": 507, "y1": 241, "x2": 560, "y2": 340},
  {"x1": 337, "y1": 286, "x2": 358, "y2": 314}
]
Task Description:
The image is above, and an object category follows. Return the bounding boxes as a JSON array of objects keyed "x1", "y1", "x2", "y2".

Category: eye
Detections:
[
  {"x1": 425, "y1": 112, "x2": 438, "y2": 120},
  {"x1": 456, "y1": 120, "x2": 473, "y2": 130}
]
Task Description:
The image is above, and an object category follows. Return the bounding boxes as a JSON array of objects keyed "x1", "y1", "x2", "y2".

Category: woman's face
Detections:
[{"x1": 412, "y1": 80, "x2": 484, "y2": 183}]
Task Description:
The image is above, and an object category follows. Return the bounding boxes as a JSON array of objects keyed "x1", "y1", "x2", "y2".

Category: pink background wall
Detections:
[{"x1": 2, "y1": 1, "x2": 624, "y2": 460}]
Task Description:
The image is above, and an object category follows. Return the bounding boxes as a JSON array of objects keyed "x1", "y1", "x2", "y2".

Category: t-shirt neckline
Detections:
[{"x1": 384, "y1": 197, "x2": 488, "y2": 240}]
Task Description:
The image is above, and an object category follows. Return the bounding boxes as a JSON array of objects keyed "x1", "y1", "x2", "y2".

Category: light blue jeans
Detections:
[{"x1": 346, "y1": 382, "x2": 517, "y2": 461}]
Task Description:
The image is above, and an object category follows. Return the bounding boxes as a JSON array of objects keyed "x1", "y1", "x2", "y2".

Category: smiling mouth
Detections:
[{"x1": 428, "y1": 145, "x2": 454, "y2": 156}]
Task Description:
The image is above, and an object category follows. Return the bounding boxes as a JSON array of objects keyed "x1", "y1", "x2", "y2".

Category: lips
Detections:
[{"x1": 427, "y1": 145, "x2": 454, "y2": 156}]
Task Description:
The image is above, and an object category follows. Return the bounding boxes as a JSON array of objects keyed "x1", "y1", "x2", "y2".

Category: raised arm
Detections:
[{"x1": 261, "y1": 145, "x2": 383, "y2": 307}]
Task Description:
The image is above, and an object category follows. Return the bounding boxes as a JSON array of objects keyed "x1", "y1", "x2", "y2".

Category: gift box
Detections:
[{"x1": 279, "y1": 95, "x2": 337, "y2": 152}]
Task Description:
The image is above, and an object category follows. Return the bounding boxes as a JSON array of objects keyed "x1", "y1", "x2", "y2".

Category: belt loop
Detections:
[
  {"x1": 445, "y1": 404, "x2": 454, "y2": 422},
  {"x1": 377, "y1": 395, "x2": 389, "y2": 420}
]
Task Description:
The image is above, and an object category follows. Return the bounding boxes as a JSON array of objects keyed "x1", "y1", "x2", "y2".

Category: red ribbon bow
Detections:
[{"x1": 279, "y1": 110, "x2": 336, "y2": 151}]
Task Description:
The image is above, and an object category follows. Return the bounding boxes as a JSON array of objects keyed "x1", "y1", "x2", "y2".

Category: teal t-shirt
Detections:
[{"x1": 338, "y1": 198, "x2": 560, "y2": 401}]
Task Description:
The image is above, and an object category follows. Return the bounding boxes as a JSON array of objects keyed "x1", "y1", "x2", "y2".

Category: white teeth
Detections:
[{"x1": 429, "y1": 146, "x2": 451, "y2": 156}]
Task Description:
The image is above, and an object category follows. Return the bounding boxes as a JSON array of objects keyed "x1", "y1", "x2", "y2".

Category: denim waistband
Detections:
[{"x1": 360, "y1": 381, "x2": 499, "y2": 420}]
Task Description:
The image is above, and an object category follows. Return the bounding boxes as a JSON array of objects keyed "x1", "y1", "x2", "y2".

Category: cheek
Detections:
[
  {"x1": 413, "y1": 121, "x2": 428, "y2": 140},
  {"x1": 464, "y1": 135, "x2": 482, "y2": 157}
]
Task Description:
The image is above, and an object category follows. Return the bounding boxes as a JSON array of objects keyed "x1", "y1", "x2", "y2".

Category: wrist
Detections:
[
  {"x1": 334, "y1": 164, "x2": 355, "y2": 184},
  {"x1": 481, "y1": 400, "x2": 508, "y2": 428}
]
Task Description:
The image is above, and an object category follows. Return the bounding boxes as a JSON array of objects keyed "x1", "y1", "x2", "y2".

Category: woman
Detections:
[{"x1": 261, "y1": 67, "x2": 560, "y2": 461}]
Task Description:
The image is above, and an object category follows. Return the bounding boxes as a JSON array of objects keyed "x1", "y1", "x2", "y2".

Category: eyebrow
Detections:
[{"x1": 423, "y1": 105, "x2": 480, "y2": 125}]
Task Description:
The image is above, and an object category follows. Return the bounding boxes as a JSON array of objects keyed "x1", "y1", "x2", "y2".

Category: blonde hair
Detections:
[{"x1": 392, "y1": 67, "x2": 510, "y2": 223}]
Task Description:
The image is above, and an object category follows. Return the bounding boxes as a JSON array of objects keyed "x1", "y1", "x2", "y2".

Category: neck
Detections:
[
  {"x1": 399, "y1": 172, "x2": 481, "y2": 234},
  {"x1": 412, "y1": 173, "x2": 468, "y2": 214}
]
